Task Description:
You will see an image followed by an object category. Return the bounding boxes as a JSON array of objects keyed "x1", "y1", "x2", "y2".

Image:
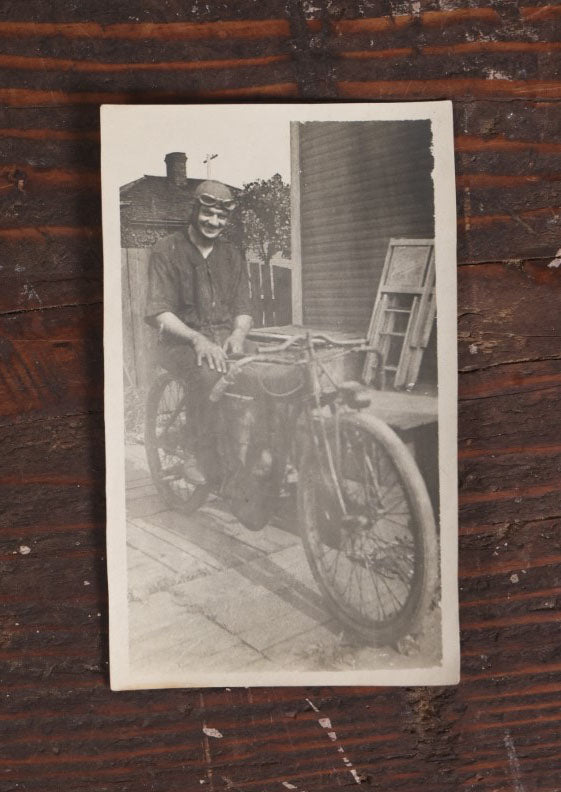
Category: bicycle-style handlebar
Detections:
[
  {"x1": 208, "y1": 333, "x2": 374, "y2": 403},
  {"x1": 257, "y1": 331, "x2": 367, "y2": 353}
]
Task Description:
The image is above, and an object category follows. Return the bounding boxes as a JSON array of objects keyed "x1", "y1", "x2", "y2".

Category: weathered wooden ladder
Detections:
[{"x1": 363, "y1": 238, "x2": 436, "y2": 390}]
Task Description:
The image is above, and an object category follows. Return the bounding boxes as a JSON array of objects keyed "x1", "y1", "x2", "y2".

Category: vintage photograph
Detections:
[{"x1": 102, "y1": 103, "x2": 459, "y2": 688}]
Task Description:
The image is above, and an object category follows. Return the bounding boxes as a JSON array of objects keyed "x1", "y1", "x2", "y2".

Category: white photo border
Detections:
[{"x1": 101, "y1": 101, "x2": 459, "y2": 690}]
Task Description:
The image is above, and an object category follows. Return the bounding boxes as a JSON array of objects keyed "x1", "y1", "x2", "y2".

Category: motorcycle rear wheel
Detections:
[
  {"x1": 298, "y1": 411, "x2": 438, "y2": 646},
  {"x1": 144, "y1": 372, "x2": 209, "y2": 515}
]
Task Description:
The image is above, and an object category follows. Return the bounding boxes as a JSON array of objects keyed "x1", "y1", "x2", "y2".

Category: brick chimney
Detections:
[{"x1": 164, "y1": 152, "x2": 187, "y2": 186}]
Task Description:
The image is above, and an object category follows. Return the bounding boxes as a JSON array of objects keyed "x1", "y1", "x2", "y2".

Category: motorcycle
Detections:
[{"x1": 144, "y1": 331, "x2": 438, "y2": 646}]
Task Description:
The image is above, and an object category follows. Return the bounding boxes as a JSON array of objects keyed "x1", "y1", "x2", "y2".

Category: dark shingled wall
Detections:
[{"x1": 298, "y1": 119, "x2": 434, "y2": 334}]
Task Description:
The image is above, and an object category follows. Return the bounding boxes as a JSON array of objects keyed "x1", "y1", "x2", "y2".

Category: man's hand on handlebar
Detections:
[
  {"x1": 192, "y1": 334, "x2": 228, "y2": 373},
  {"x1": 222, "y1": 329, "x2": 246, "y2": 356}
]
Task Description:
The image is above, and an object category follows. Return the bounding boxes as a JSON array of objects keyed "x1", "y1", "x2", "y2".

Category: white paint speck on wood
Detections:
[
  {"x1": 202, "y1": 726, "x2": 223, "y2": 739},
  {"x1": 504, "y1": 730, "x2": 526, "y2": 792}
]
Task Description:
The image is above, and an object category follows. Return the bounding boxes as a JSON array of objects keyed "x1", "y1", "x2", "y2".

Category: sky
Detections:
[{"x1": 104, "y1": 105, "x2": 292, "y2": 190}]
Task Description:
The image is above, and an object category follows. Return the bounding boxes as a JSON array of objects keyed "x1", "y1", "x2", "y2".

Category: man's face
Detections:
[{"x1": 195, "y1": 205, "x2": 228, "y2": 241}]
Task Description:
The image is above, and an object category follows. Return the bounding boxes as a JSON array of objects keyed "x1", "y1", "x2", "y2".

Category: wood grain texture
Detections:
[{"x1": 1, "y1": 2, "x2": 561, "y2": 791}]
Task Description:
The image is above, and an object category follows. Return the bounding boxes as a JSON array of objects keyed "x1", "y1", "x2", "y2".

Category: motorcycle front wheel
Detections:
[{"x1": 298, "y1": 411, "x2": 438, "y2": 646}]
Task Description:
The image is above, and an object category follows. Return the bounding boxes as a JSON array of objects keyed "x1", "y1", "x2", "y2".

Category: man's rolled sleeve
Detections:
[
  {"x1": 232, "y1": 253, "x2": 253, "y2": 319},
  {"x1": 145, "y1": 250, "x2": 178, "y2": 327}
]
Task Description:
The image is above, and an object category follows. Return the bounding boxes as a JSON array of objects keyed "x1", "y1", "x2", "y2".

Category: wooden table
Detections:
[{"x1": 2, "y1": 3, "x2": 561, "y2": 790}]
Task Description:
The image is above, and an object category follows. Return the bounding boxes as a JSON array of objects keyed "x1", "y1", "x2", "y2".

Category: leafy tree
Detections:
[{"x1": 238, "y1": 173, "x2": 291, "y2": 266}]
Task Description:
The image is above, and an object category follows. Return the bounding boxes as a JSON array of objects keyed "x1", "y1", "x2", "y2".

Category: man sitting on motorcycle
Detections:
[{"x1": 145, "y1": 179, "x2": 254, "y2": 488}]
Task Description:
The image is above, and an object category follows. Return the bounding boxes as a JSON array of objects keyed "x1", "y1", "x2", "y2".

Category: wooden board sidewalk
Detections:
[{"x1": 124, "y1": 444, "x2": 440, "y2": 684}]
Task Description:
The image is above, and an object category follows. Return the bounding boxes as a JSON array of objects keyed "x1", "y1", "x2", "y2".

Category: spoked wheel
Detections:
[
  {"x1": 298, "y1": 411, "x2": 438, "y2": 645},
  {"x1": 145, "y1": 372, "x2": 209, "y2": 515}
]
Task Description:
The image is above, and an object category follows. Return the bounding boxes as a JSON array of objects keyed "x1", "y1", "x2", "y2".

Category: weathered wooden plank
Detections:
[
  {"x1": 0, "y1": 305, "x2": 102, "y2": 420},
  {"x1": 0, "y1": 41, "x2": 293, "y2": 75},
  {"x1": 0, "y1": 82, "x2": 299, "y2": 107},
  {"x1": 0, "y1": 139, "x2": 100, "y2": 170},
  {"x1": 0, "y1": 19, "x2": 295, "y2": 39},
  {"x1": 457, "y1": 99, "x2": 561, "y2": 143},
  {"x1": 0, "y1": 187, "x2": 101, "y2": 229},
  {"x1": 329, "y1": 5, "x2": 561, "y2": 33},
  {"x1": 0, "y1": 52, "x2": 291, "y2": 73},
  {"x1": 0, "y1": 238, "x2": 102, "y2": 314},
  {"x1": 0, "y1": 106, "x2": 103, "y2": 132},
  {"x1": 0, "y1": 17, "x2": 559, "y2": 79},
  {"x1": 458, "y1": 260, "x2": 561, "y2": 366},
  {"x1": 330, "y1": 17, "x2": 561, "y2": 52},
  {"x1": 0, "y1": 2, "x2": 299, "y2": 22},
  {"x1": 458, "y1": 219, "x2": 560, "y2": 263},
  {"x1": 338, "y1": 77, "x2": 561, "y2": 100},
  {"x1": 335, "y1": 53, "x2": 558, "y2": 84},
  {"x1": 0, "y1": 60, "x2": 297, "y2": 96}
]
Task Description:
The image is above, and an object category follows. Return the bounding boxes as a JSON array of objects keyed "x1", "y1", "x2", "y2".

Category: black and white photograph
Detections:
[{"x1": 102, "y1": 102, "x2": 459, "y2": 689}]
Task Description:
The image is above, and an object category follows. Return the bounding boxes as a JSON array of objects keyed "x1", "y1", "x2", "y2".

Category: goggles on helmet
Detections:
[{"x1": 197, "y1": 193, "x2": 237, "y2": 212}]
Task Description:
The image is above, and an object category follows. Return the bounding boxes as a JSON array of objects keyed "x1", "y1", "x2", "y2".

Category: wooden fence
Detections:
[
  {"x1": 247, "y1": 259, "x2": 292, "y2": 328},
  {"x1": 122, "y1": 247, "x2": 292, "y2": 390}
]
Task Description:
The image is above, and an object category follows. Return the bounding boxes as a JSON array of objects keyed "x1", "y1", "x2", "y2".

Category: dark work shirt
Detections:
[{"x1": 145, "y1": 230, "x2": 252, "y2": 343}]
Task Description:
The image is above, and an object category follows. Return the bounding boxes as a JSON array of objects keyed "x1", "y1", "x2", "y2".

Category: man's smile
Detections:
[{"x1": 200, "y1": 223, "x2": 223, "y2": 236}]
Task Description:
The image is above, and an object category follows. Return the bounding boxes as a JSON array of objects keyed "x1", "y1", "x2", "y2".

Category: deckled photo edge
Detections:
[{"x1": 102, "y1": 102, "x2": 459, "y2": 690}]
